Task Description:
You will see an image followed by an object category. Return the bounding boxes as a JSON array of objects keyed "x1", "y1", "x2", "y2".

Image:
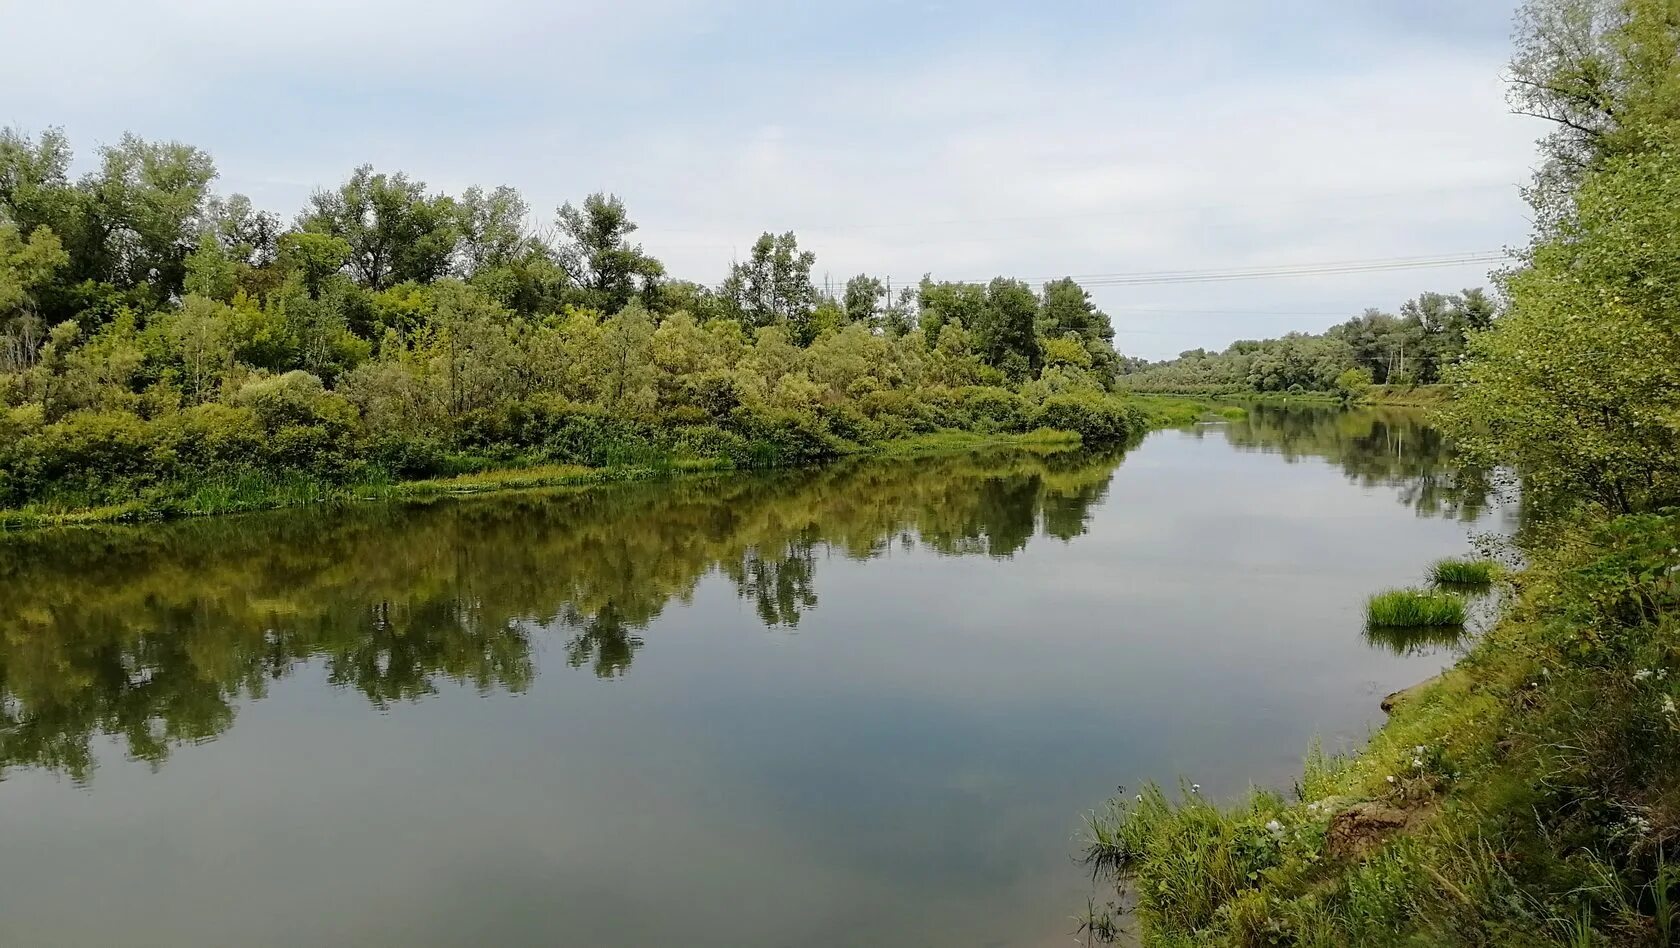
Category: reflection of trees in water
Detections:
[
  {"x1": 0, "y1": 446, "x2": 1124, "y2": 781},
  {"x1": 1207, "y1": 404, "x2": 1500, "y2": 522}
]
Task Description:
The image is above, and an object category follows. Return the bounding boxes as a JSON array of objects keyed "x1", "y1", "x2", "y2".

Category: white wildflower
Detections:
[
  {"x1": 1635, "y1": 669, "x2": 1654, "y2": 682},
  {"x1": 1135, "y1": 794, "x2": 1143, "y2": 803},
  {"x1": 1414, "y1": 745, "x2": 1427, "y2": 755},
  {"x1": 1386, "y1": 775, "x2": 1397, "y2": 784},
  {"x1": 1190, "y1": 784, "x2": 1201, "y2": 794},
  {"x1": 1412, "y1": 758, "x2": 1425, "y2": 770}
]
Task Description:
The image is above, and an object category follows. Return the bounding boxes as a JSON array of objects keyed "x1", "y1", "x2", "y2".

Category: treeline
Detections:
[
  {"x1": 1117, "y1": 288, "x2": 1495, "y2": 396},
  {"x1": 0, "y1": 129, "x2": 1132, "y2": 513}
]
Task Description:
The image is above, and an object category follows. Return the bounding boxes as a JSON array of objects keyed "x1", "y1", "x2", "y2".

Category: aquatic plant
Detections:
[
  {"x1": 1365, "y1": 588, "x2": 1466, "y2": 629},
  {"x1": 1427, "y1": 557, "x2": 1500, "y2": 587}
]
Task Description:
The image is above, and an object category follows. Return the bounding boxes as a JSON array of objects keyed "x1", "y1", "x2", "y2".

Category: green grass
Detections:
[
  {"x1": 1365, "y1": 587, "x2": 1467, "y2": 628},
  {"x1": 1428, "y1": 557, "x2": 1501, "y2": 586}
]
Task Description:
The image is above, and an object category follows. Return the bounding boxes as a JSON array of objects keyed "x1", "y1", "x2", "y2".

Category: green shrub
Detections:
[{"x1": 1031, "y1": 393, "x2": 1142, "y2": 445}]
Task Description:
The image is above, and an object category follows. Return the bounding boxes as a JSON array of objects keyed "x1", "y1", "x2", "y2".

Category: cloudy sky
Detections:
[{"x1": 3, "y1": 0, "x2": 1542, "y2": 358}]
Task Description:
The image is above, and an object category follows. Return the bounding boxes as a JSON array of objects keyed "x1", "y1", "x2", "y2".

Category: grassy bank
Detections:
[
  {"x1": 1083, "y1": 513, "x2": 1680, "y2": 946},
  {"x1": 0, "y1": 426, "x2": 1115, "y2": 532},
  {"x1": 0, "y1": 395, "x2": 1222, "y2": 532}
]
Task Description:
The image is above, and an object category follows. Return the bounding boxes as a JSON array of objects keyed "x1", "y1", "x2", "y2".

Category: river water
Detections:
[{"x1": 0, "y1": 405, "x2": 1514, "y2": 947}]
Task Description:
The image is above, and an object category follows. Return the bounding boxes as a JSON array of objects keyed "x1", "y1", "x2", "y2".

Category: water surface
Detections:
[{"x1": 0, "y1": 405, "x2": 1512, "y2": 946}]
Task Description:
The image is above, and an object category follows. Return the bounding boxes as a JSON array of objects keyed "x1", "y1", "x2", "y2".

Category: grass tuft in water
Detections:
[
  {"x1": 1427, "y1": 557, "x2": 1501, "y2": 587},
  {"x1": 1365, "y1": 588, "x2": 1466, "y2": 629}
]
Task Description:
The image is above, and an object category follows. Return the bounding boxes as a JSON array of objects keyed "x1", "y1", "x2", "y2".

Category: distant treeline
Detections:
[
  {"x1": 0, "y1": 129, "x2": 1142, "y2": 514},
  {"x1": 1116, "y1": 288, "x2": 1497, "y2": 396}
]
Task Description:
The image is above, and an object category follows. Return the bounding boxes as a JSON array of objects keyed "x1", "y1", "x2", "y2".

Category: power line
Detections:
[
  {"x1": 1028, "y1": 253, "x2": 1504, "y2": 288},
  {"x1": 638, "y1": 182, "x2": 1517, "y2": 237}
]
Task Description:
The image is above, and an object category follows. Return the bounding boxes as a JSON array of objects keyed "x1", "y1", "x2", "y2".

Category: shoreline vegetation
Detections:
[
  {"x1": 0, "y1": 398, "x2": 1227, "y2": 532},
  {"x1": 1081, "y1": 0, "x2": 1680, "y2": 944}
]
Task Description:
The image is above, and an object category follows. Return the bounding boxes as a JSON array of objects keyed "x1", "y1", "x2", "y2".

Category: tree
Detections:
[
  {"x1": 556, "y1": 193, "x2": 663, "y2": 313},
  {"x1": 722, "y1": 231, "x2": 818, "y2": 339},
  {"x1": 277, "y1": 232, "x2": 352, "y2": 300},
  {"x1": 300, "y1": 165, "x2": 459, "y2": 290},
  {"x1": 1509, "y1": 0, "x2": 1680, "y2": 221},
  {"x1": 1039, "y1": 277, "x2": 1119, "y2": 383},
  {"x1": 843, "y1": 274, "x2": 885, "y2": 327},
  {"x1": 163, "y1": 295, "x2": 234, "y2": 404},
  {"x1": 598, "y1": 302, "x2": 657, "y2": 412},
  {"x1": 0, "y1": 223, "x2": 69, "y2": 370},
  {"x1": 1334, "y1": 367, "x2": 1373, "y2": 403},
  {"x1": 81, "y1": 134, "x2": 218, "y2": 301},
  {"x1": 455, "y1": 185, "x2": 531, "y2": 279},
  {"x1": 916, "y1": 278, "x2": 985, "y2": 346},
  {"x1": 1445, "y1": 127, "x2": 1680, "y2": 513},
  {"x1": 973, "y1": 278, "x2": 1042, "y2": 380}
]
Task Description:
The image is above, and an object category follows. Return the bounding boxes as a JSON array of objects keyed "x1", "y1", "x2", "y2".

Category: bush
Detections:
[
  {"x1": 1031, "y1": 393, "x2": 1142, "y2": 445},
  {"x1": 953, "y1": 385, "x2": 1027, "y2": 432}
]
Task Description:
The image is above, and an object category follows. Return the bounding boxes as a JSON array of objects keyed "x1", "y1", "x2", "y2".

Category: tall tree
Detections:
[
  {"x1": 300, "y1": 166, "x2": 459, "y2": 290},
  {"x1": 555, "y1": 193, "x2": 663, "y2": 313},
  {"x1": 973, "y1": 278, "x2": 1042, "y2": 380},
  {"x1": 721, "y1": 231, "x2": 818, "y2": 339},
  {"x1": 842, "y1": 274, "x2": 885, "y2": 327},
  {"x1": 1510, "y1": 0, "x2": 1680, "y2": 221}
]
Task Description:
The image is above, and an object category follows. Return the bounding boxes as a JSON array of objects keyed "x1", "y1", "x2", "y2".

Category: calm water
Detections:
[{"x1": 0, "y1": 406, "x2": 1513, "y2": 947}]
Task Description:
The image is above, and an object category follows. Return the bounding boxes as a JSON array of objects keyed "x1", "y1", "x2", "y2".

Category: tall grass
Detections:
[
  {"x1": 1365, "y1": 588, "x2": 1466, "y2": 629},
  {"x1": 1428, "y1": 557, "x2": 1501, "y2": 587}
]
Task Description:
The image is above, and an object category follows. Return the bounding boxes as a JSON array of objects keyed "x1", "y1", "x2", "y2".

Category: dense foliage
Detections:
[
  {"x1": 1085, "y1": 2, "x2": 1680, "y2": 944},
  {"x1": 1117, "y1": 289, "x2": 1495, "y2": 396},
  {"x1": 0, "y1": 133, "x2": 1137, "y2": 515}
]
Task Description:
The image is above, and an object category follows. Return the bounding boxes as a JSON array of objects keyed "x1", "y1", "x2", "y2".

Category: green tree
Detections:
[
  {"x1": 843, "y1": 274, "x2": 885, "y2": 327},
  {"x1": 598, "y1": 302, "x2": 657, "y2": 412},
  {"x1": 300, "y1": 165, "x2": 459, "y2": 290},
  {"x1": 0, "y1": 223, "x2": 69, "y2": 370},
  {"x1": 1510, "y1": 0, "x2": 1680, "y2": 220},
  {"x1": 974, "y1": 278, "x2": 1042, "y2": 380},
  {"x1": 722, "y1": 231, "x2": 818, "y2": 339},
  {"x1": 555, "y1": 193, "x2": 663, "y2": 313},
  {"x1": 1446, "y1": 128, "x2": 1680, "y2": 513}
]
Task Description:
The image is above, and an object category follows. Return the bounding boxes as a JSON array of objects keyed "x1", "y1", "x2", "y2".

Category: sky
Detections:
[{"x1": 1, "y1": 0, "x2": 1543, "y2": 359}]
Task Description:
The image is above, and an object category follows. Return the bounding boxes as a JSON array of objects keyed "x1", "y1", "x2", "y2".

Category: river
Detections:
[{"x1": 0, "y1": 405, "x2": 1514, "y2": 947}]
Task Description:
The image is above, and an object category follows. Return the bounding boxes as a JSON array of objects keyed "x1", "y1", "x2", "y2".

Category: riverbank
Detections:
[
  {"x1": 1119, "y1": 384, "x2": 1450, "y2": 408},
  {"x1": 0, "y1": 398, "x2": 1225, "y2": 532},
  {"x1": 1084, "y1": 511, "x2": 1680, "y2": 945}
]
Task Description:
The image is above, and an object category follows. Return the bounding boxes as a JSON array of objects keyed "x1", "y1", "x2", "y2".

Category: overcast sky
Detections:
[{"x1": 3, "y1": 0, "x2": 1542, "y2": 359}]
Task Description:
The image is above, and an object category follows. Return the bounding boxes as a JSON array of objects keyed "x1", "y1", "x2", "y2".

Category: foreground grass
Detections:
[
  {"x1": 1084, "y1": 513, "x2": 1680, "y2": 946},
  {"x1": 0, "y1": 426, "x2": 1112, "y2": 532}
]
